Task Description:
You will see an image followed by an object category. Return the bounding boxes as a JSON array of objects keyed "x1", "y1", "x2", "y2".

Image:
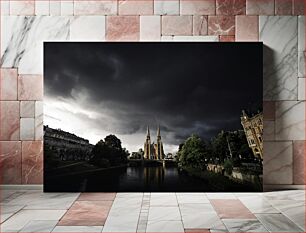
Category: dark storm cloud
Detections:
[{"x1": 44, "y1": 42, "x2": 262, "y2": 144}]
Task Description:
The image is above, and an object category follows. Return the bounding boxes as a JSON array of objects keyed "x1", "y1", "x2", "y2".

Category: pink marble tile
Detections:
[
  {"x1": 22, "y1": 141, "x2": 43, "y2": 184},
  {"x1": 208, "y1": 16, "x2": 235, "y2": 36},
  {"x1": 35, "y1": 101, "x2": 43, "y2": 140},
  {"x1": 20, "y1": 101, "x2": 35, "y2": 118},
  {"x1": 74, "y1": 0, "x2": 117, "y2": 15},
  {"x1": 0, "y1": 69, "x2": 18, "y2": 100},
  {"x1": 10, "y1": 0, "x2": 35, "y2": 15},
  {"x1": 235, "y1": 15, "x2": 258, "y2": 41},
  {"x1": 263, "y1": 101, "x2": 275, "y2": 120},
  {"x1": 180, "y1": 0, "x2": 215, "y2": 15},
  {"x1": 293, "y1": 0, "x2": 305, "y2": 15},
  {"x1": 58, "y1": 201, "x2": 113, "y2": 226},
  {"x1": 106, "y1": 16, "x2": 140, "y2": 41},
  {"x1": 162, "y1": 16, "x2": 192, "y2": 36},
  {"x1": 119, "y1": 0, "x2": 153, "y2": 15},
  {"x1": 78, "y1": 193, "x2": 117, "y2": 201},
  {"x1": 275, "y1": 0, "x2": 293, "y2": 15},
  {"x1": 0, "y1": 101, "x2": 20, "y2": 140},
  {"x1": 219, "y1": 35, "x2": 235, "y2": 42},
  {"x1": 216, "y1": 0, "x2": 246, "y2": 15},
  {"x1": 293, "y1": 140, "x2": 305, "y2": 185},
  {"x1": 193, "y1": 16, "x2": 208, "y2": 35},
  {"x1": 210, "y1": 199, "x2": 256, "y2": 219},
  {"x1": 246, "y1": 0, "x2": 275, "y2": 15},
  {"x1": 0, "y1": 141, "x2": 22, "y2": 184},
  {"x1": 18, "y1": 75, "x2": 43, "y2": 101}
]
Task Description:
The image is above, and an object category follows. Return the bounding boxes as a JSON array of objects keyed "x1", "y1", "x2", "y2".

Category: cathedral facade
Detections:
[{"x1": 144, "y1": 126, "x2": 164, "y2": 160}]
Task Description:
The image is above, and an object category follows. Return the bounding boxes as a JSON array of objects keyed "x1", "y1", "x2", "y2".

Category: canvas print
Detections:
[{"x1": 44, "y1": 42, "x2": 263, "y2": 192}]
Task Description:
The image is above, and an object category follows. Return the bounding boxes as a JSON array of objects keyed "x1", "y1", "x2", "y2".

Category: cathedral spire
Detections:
[
  {"x1": 146, "y1": 126, "x2": 150, "y2": 137},
  {"x1": 157, "y1": 125, "x2": 161, "y2": 137}
]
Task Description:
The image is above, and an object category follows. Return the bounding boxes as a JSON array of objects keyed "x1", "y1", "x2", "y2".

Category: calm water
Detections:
[{"x1": 45, "y1": 165, "x2": 258, "y2": 192}]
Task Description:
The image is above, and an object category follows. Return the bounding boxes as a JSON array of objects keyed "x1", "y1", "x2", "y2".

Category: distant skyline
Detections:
[{"x1": 44, "y1": 42, "x2": 262, "y2": 154}]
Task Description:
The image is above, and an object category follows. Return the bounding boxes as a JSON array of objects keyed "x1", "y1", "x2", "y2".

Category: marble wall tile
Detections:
[
  {"x1": 20, "y1": 101, "x2": 35, "y2": 118},
  {"x1": 119, "y1": 0, "x2": 153, "y2": 15},
  {"x1": 263, "y1": 101, "x2": 275, "y2": 120},
  {"x1": 208, "y1": 16, "x2": 235, "y2": 36},
  {"x1": 35, "y1": 1, "x2": 50, "y2": 16},
  {"x1": 263, "y1": 141, "x2": 293, "y2": 184},
  {"x1": 260, "y1": 16, "x2": 298, "y2": 100},
  {"x1": 193, "y1": 16, "x2": 208, "y2": 35},
  {"x1": 0, "y1": 141, "x2": 22, "y2": 184},
  {"x1": 70, "y1": 16, "x2": 106, "y2": 41},
  {"x1": 20, "y1": 118, "x2": 35, "y2": 140},
  {"x1": 235, "y1": 15, "x2": 258, "y2": 41},
  {"x1": 1, "y1": 0, "x2": 10, "y2": 15},
  {"x1": 74, "y1": 1, "x2": 117, "y2": 15},
  {"x1": 50, "y1": 1, "x2": 61, "y2": 16},
  {"x1": 180, "y1": 0, "x2": 215, "y2": 15},
  {"x1": 216, "y1": 0, "x2": 246, "y2": 15},
  {"x1": 18, "y1": 75, "x2": 43, "y2": 100},
  {"x1": 298, "y1": 78, "x2": 305, "y2": 100},
  {"x1": 1, "y1": 16, "x2": 70, "y2": 74},
  {"x1": 293, "y1": 140, "x2": 305, "y2": 185},
  {"x1": 275, "y1": 101, "x2": 305, "y2": 140},
  {"x1": 219, "y1": 35, "x2": 235, "y2": 41},
  {"x1": 162, "y1": 16, "x2": 192, "y2": 36},
  {"x1": 246, "y1": 0, "x2": 274, "y2": 15},
  {"x1": 10, "y1": 0, "x2": 35, "y2": 15},
  {"x1": 154, "y1": 0, "x2": 179, "y2": 15},
  {"x1": 140, "y1": 16, "x2": 161, "y2": 41},
  {"x1": 22, "y1": 141, "x2": 43, "y2": 184},
  {"x1": 106, "y1": 16, "x2": 139, "y2": 41},
  {"x1": 298, "y1": 16, "x2": 305, "y2": 78},
  {"x1": 0, "y1": 101, "x2": 20, "y2": 140},
  {"x1": 275, "y1": 0, "x2": 293, "y2": 15},
  {"x1": 0, "y1": 68, "x2": 18, "y2": 100},
  {"x1": 293, "y1": 0, "x2": 305, "y2": 15},
  {"x1": 35, "y1": 101, "x2": 43, "y2": 140},
  {"x1": 263, "y1": 120, "x2": 275, "y2": 141},
  {"x1": 161, "y1": 35, "x2": 219, "y2": 41},
  {"x1": 61, "y1": 1, "x2": 74, "y2": 16}
]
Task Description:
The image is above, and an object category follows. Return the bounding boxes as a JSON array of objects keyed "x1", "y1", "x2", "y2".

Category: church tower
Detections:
[
  {"x1": 155, "y1": 125, "x2": 164, "y2": 160},
  {"x1": 144, "y1": 126, "x2": 151, "y2": 159}
]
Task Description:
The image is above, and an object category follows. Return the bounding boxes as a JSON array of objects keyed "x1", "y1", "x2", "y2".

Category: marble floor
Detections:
[{"x1": 0, "y1": 188, "x2": 305, "y2": 232}]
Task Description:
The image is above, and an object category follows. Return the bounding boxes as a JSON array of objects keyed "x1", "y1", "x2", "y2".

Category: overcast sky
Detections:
[{"x1": 44, "y1": 42, "x2": 262, "y2": 153}]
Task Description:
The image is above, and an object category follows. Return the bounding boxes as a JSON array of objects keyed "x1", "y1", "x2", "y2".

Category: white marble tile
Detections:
[
  {"x1": 263, "y1": 190, "x2": 305, "y2": 201},
  {"x1": 176, "y1": 194, "x2": 210, "y2": 203},
  {"x1": 275, "y1": 101, "x2": 305, "y2": 140},
  {"x1": 298, "y1": 16, "x2": 305, "y2": 78},
  {"x1": 1, "y1": 204, "x2": 25, "y2": 223},
  {"x1": 170, "y1": 35, "x2": 219, "y2": 41},
  {"x1": 150, "y1": 194, "x2": 177, "y2": 206},
  {"x1": 115, "y1": 192, "x2": 143, "y2": 198},
  {"x1": 61, "y1": 1, "x2": 74, "y2": 16},
  {"x1": 256, "y1": 213, "x2": 303, "y2": 232},
  {"x1": 10, "y1": 0, "x2": 35, "y2": 15},
  {"x1": 1, "y1": 16, "x2": 70, "y2": 74},
  {"x1": 140, "y1": 16, "x2": 161, "y2": 41},
  {"x1": 182, "y1": 211, "x2": 224, "y2": 229},
  {"x1": 74, "y1": 1, "x2": 117, "y2": 15},
  {"x1": 148, "y1": 206, "x2": 181, "y2": 221},
  {"x1": 20, "y1": 101, "x2": 35, "y2": 118},
  {"x1": 146, "y1": 221, "x2": 184, "y2": 233},
  {"x1": 35, "y1": 1, "x2": 50, "y2": 15},
  {"x1": 50, "y1": 1, "x2": 61, "y2": 16},
  {"x1": 263, "y1": 120, "x2": 275, "y2": 141},
  {"x1": 298, "y1": 78, "x2": 305, "y2": 100},
  {"x1": 20, "y1": 220, "x2": 58, "y2": 232},
  {"x1": 206, "y1": 193, "x2": 236, "y2": 199},
  {"x1": 1, "y1": 209, "x2": 66, "y2": 232},
  {"x1": 263, "y1": 141, "x2": 293, "y2": 185},
  {"x1": 53, "y1": 226, "x2": 104, "y2": 232},
  {"x1": 70, "y1": 16, "x2": 105, "y2": 41},
  {"x1": 35, "y1": 101, "x2": 43, "y2": 140},
  {"x1": 20, "y1": 118, "x2": 35, "y2": 140},
  {"x1": 154, "y1": 0, "x2": 179, "y2": 15},
  {"x1": 1, "y1": 0, "x2": 10, "y2": 15},
  {"x1": 0, "y1": 190, "x2": 17, "y2": 201},
  {"x1": 222, "y1": 219, "x2": 268, "y2": 232},
  {"x1": 238, "y1": 196, "x2": 279, "y2": 214},
  {"x1": 260, "y1": 16, "x2": 298, "y2": 100}
]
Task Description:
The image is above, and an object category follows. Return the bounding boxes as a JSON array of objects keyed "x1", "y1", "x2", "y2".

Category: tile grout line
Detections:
[{"x1": 136, "y1": 192, "x2": 150, "y2": 232}]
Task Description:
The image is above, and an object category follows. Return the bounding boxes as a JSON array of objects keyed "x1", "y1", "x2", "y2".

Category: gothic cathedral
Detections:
[{"x1": 144, "y1": 126, "x2": 164, "y2": 160}]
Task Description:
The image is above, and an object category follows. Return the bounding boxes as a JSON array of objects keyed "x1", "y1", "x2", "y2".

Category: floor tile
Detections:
[
  {"x1": 77, "y1": 193, "x2": 116, "y2": 201},
  {"x1": 210, "y1": 199, "x2": 256, "y2": 219},
  {"x1": 184, "y1": 229, "x2": 210, "y2": 233},
  {"x1": 177, "y1": 194, "x2": 210, "y2": 204},
  {"x1": 146, "y1": 220, "x2": 184, "y2": 232},
  {"x1": 181, "y1": 211, "x2": 223, "y2": 229},
  {"x1": 238, "y1": 196, "x2": 279, "y2": 213},
  {"x1": 263, "y1": 190, "x2": 305, "y2": 201},
  {"x1": 150, "y1": 194, "x2": 178, "y2": 206},
  {"x1": 1, "y1": 204, "x2": 25, "y2": 223},
  {"x1": 19, "y1": 220, "x2": 58, "y2": 232},
  {"x1": 206, "y1": 193, "x2": 236, "y2": 199},
  {"x1": 256, "y1": 213, "x2": 304, "y2": 232},
  {"x1": 148, "y1": 206, "x2": 181, "y2": 221},
  {"x1": 222, "y1": 219, "x2": 268, "y2": 232},
  {"x1": 52, "y1": 226, "x2": 103, "y2": 232}
]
